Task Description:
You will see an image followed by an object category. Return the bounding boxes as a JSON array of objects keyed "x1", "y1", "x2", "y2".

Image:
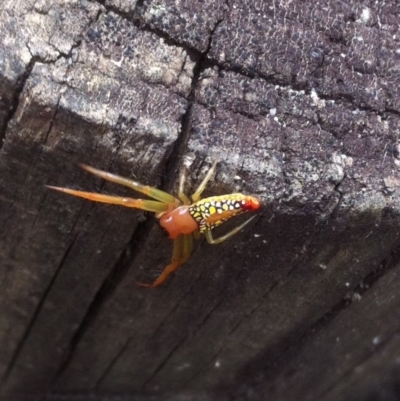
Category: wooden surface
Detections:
[{"x1": 1, "y1": 1, "x2": 400, "y2": 400}]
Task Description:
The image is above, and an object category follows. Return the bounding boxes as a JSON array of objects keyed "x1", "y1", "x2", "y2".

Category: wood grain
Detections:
[{"x1": 1, "y1": 1, "x2": 400, "y2": 400}]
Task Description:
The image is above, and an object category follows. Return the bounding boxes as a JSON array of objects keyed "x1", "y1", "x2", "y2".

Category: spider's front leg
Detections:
[
  {"x1": 177, "y1": 164, "x2": 190, "y2": 205},
  {"x1": 205, "y1": 215, "x2": 257, "y2": 244},
  {"x1": 191, "y1": 160, "x2": 218, "y2": 202},
  {"x1": 137, "y1": 233, "x2": 193, "y2": 287}
]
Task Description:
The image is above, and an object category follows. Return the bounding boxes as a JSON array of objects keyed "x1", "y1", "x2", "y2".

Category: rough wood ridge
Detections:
[{"x1": 1, "y1": 1, "x2": 400, "y2": 400}]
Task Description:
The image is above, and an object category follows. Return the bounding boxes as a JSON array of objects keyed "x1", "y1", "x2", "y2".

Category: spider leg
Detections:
[
  {"x1": 177, "y1": 165, "x2": 190, "y2": 205},
  {"x1": 80, "y1": 164, "x2": 178, "y2": 205},
  {"x1": 137, "y1": 233, "x2": 193, "y2": 287},
  {"x1": 193, "y1": 228, "x2": 200, "y2": 240},
  {"x1": 205, "y1": 215, "x2": 257, "y2": 244},
  {"x1": 191, "y1": 160, "x2": 218, "y2": 203},
  {"x1": 46, "y1": 186, "x2": 169, "y2": 213}
]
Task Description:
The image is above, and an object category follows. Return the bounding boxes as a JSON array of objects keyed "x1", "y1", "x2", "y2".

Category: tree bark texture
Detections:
[{"x1": 1, "y1": 1, "x2": 400, "y2": 400}]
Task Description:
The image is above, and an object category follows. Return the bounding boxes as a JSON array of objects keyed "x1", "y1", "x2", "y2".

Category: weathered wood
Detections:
[
  {"x1": 0, "y1": 0, "x2": 191, "y2": 397},
  {"x1": 233, "y1": 258, "x2": 400, "y2": 401},
  {"x1": 1, "y1": 0, "x2": 400, "y2": 400}
]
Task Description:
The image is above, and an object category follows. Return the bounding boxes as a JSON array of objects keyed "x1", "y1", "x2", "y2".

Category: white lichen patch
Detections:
[{"x1": 356, "y1": 8, "x2": 372, "y2": 25}]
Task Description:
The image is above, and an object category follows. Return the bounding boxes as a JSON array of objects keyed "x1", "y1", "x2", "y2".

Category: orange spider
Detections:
[{"x1": 47, "y1": 161, "x2": 260, "y2": 287}]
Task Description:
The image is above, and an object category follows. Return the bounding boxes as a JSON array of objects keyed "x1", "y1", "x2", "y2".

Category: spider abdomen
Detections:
[{"x1": 189, "y1": 194, "x2": 260, "y2": 233}]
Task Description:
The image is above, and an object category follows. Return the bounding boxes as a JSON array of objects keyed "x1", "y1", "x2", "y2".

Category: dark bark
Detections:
[{"x1": 1, "y1": 1, "x2": 400, "y2": 401}]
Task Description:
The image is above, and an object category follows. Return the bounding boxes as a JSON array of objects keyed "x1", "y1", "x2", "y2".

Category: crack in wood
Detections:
[
  {"x1": 50, "y1": 216, "x2": 155, "y2": 386},
  {"x1": 316, "y1": 331, "x2": 400, "y2": 401},
  {"x1": 140, "y1": 340, "x2": 184, "y2": 391},
  {"x1": 231, "y1": 241, "x2": 400, "y2": 400},
  {"x1": 93, "y1": 336, "x2": 132, "y2": 390},
  {"x1": 2, "y1": 233, "x2": 80, "y2": 384},
  {"x1": 0, "y1": 57, "x2": 39, "y2": 149}
]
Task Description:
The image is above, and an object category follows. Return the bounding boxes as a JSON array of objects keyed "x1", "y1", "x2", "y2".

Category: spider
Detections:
[{"x1": 47, "y1": 161, "x2": 260, "y2": 287}]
